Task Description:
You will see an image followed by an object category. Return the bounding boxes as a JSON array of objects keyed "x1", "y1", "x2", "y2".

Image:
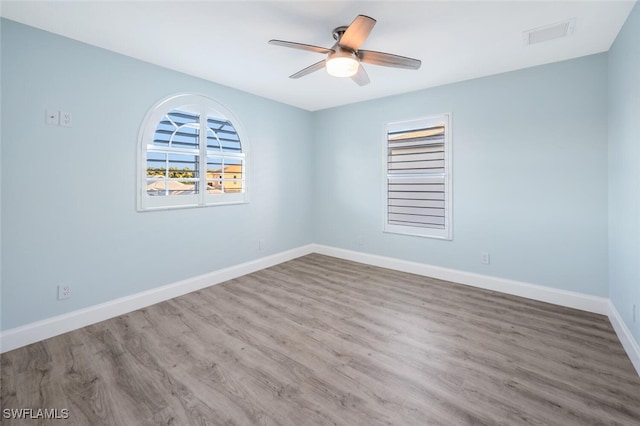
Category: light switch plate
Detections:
[{"x1": 60, "y1": 111, "x2": 72, "y2": 127}]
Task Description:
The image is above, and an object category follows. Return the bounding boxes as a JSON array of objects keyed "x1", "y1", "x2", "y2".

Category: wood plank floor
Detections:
[{"x1": 2, "y1": 254, "x2": 640, "y2": 425}]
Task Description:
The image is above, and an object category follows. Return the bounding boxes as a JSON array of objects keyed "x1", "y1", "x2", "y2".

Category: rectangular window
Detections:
[{"x1": 384, "y1": 114, "x2": 452, "y2": 240}]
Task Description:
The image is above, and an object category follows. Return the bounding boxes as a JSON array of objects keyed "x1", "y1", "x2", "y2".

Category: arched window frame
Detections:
[{"x1": 137, "y1": 93, "x2": 249, "y2": 211}]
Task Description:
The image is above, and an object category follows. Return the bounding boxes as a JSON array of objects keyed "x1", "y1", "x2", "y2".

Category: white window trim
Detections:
[
  {"x1": 137, "y1": 93, "x2": 249, "y2": 212},
  {"x1": 382, "y1": 113, "x2": 453, "y2": 240}
]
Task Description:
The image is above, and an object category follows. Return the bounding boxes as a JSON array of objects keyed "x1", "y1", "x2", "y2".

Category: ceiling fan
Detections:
[{"x1": 269, "y1": 15, "x2": 421, "y2": 86}]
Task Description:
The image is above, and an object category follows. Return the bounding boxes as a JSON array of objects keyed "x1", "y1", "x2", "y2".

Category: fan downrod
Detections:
[{"x1": 332, "y1": 26, "x2": 349, "y2": 41}]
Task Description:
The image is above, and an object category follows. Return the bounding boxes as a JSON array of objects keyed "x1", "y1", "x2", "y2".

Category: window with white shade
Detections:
[
  {"x1": 138, "y1": 94, "x2": 248, "y2": 211},
  {"x1": 384, "y1": 114, "x2": 452, "y2": 239}
]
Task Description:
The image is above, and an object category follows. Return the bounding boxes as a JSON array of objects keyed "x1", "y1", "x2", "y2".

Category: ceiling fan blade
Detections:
[
  {"x1": 351, "y1": 64, "x2": 370, "y2": 86},
  {"x1": 339, "y1": 15, "x2": 376, "y2": 51},
  {"x1": 269, "y1": 39, "x2": 332, "y2": 54},
  {"x1": 290, "y1": 60, "x2": 326, "y2": 79},
  {"x1": 358, "y1": 50, "x2": 422, "y2": 70}
]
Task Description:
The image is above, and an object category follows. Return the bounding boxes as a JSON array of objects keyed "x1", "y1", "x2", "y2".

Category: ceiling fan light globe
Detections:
[{"x1": 326, "y1": 56, "x2": 359, "y2": 78}]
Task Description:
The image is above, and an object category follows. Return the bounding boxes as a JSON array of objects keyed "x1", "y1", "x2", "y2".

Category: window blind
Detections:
[{"x1": 386, "y1": 119, "x2": 450, "y2": 235}]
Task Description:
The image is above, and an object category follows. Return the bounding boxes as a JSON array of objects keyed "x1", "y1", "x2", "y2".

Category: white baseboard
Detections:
[
  {"x1": 4, "y1": 242, "x2": 635, "y2": 378},
  {"x1": 608, "y1": 301, "x2": 640, "y2": 376},
  {"x1": 0, "y1": 245, "x2": 314, "y2": 353},
  {"x1": 310, "y1": 244, "x2": 610, "y2": 315}
]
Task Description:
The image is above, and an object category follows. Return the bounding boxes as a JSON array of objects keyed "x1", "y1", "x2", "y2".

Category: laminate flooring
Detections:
[{"x1": 2, "y1": 254, "x2": 640, "y2": 425}]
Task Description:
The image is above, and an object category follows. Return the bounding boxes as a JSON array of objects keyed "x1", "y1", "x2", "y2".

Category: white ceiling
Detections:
[{"x1": 1, "y1": 1, "x2": 635, "y2": 111}]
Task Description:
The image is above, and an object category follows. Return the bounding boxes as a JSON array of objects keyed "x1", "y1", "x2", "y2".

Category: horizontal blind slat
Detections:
[
  {"x1": 388, "y1": 152, "x2": 444, "y2": 163},
  {"x1": 388, "y1": 184, "x2": 445, "y2": 192},
  {"x1": 388, "y1": 220, "x2": 445, "y2": 230},
  {"x1": 388, "y1": 176, "x2": 444, "y2": 184},
  {"x1": 389, "y1": 168, "x2": 445, "y2": 175},
  {"x1": 389, "y1": 191, "x2": 445, "y2": 201},
  {"x1": 388, "y1": 213, "x2": 446, "y2": 225},
  {"x1": 388, "y1": 160, "x2": 445, "y2": 170},
  {"x1": 388, "y1": 138, "x2": 444, "y2": 149},
  {"x1": 388, "y1": 126, "x2": 445, "y2": 141},
  {"x1": 389, "y1": 145, "x2": 444, "y2": 156},
  {"x1": 389, "y1": 198, "x2": 445, "y2": 208},
  {"x1": 389, "y1": 206, "x2": 444, "y2": 216}
]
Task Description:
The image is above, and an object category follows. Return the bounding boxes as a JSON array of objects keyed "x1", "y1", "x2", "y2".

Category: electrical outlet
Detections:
[
  {"x1": 481, "y1": 252, "x2": 490, "y2": 265},
  {"x1": 258, "y1": 239, "x2": 265, "y2": 250},
  {"x1": 634, "y1": 304, "x2": 636, "y2": 323},
  {"x1": 58, "y1": 284, "x2": 71, "y2": 300}
]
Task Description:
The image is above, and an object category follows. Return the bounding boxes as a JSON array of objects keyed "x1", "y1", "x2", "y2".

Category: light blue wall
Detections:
[
  {"x1": 312, "y1": 54, "x2": 609, "y2": 297},
  {"x1": 609, "y1": 2, "x2": 640, "y2": 345},
  {"x1": 0, "y1": 16, "x2": 620, "y2": 333},
  {"x1": 0, "y1": 20, "x2": 314, "y2": 330}
]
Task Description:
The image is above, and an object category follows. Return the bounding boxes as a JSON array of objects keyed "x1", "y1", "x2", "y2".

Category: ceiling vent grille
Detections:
[{"x1": 523, "y1": 18, "x2": 576, "y2": 45}]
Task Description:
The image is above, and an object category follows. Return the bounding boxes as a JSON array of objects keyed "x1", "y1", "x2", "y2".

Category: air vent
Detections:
[{"x1": 523, "y1": 18, "x2": 576, "y2": 45}]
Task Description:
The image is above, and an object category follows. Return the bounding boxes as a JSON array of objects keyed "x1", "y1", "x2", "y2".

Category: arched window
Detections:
[{"x1": 138, "y1": 94, "x2": 248, "y2": 211}]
